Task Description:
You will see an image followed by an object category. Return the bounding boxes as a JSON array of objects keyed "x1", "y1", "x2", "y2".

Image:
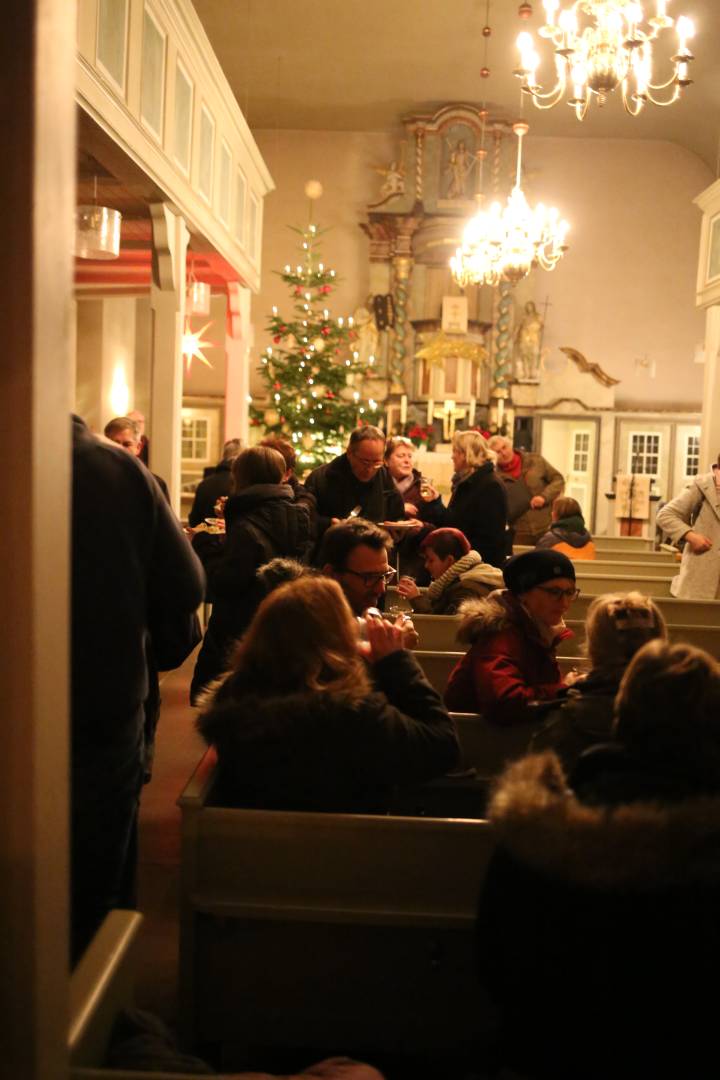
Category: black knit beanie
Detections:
[{"x1": 503, "y1": 549, "x2": 576, "y2": 595}]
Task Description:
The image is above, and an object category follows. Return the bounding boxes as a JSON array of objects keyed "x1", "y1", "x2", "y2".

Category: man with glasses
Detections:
[
  {"x1": 305, "y1": 426, "x2": 404, "y2": 546},
  {"x1": 319, "y1": 518, "x2": 396, "y2": 615}
]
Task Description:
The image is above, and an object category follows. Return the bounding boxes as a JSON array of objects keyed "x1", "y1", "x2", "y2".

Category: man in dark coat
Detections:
[
  {"x1": 305, "y1": 426, "x2": 404, "y2": 545},
  {"x1": 190, "y1": 446, "x2": 313, "y2": 701},
  {"x1": 71, "y1": 415, "x2": 205, "y2": 962},
  {"x1": 187, "y1": 437, "x2": 242, "y2": 527},
  {"x1": 104, "y1": 415, "x2": 170, "y2": 502}
]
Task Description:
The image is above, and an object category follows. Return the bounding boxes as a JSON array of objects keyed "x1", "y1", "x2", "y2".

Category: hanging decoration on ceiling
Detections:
[
  {"x1": 75, "y1": 176, "x2": 122, "y2": 260},
  {"x1": 515, "y1": 1, "x2": 695, "y2": 119},
  {"x1": 186, "y1": 257, "x2": 212, "y2": 316},
  {"x1": 182, "y1": 319, "x2": 216, "y2": 372},
  {"x1": 451, "y1": 120, "x2": 569, "y2": 287}
]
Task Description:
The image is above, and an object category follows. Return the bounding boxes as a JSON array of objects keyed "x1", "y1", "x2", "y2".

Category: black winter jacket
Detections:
[
  {"x1": 477, "y1": 751, "x2": 720, "y2": 1080},
  {"x1": 191, "y1": 484, "x2": 312, "y2": 698},
  {"x1": 529, "y1": 669, "x2": 619, "y2": 772},
  {"x1": 305, "y1": 453, "x2": 404, "y2": 538},
  {"x1": 187, "y1": 461, "x2": 233, "y2": 527},
  {"x1": 431, "y1": 463, "x2": 508, "y2": 568},
  {"x1": 72, "y1": 415, "x2": 205, "y2": 758},
  {"x1": 196, "y1": 650, "x2": 459, "y2": 812}
]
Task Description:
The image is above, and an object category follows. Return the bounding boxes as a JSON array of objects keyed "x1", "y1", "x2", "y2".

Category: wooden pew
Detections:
[
  {"x1": 412, "y1": 612, "x2": 720, "y2": 662},
  {"x1": 69, "y1": 910, "x2": 144, "y2": 1075},
  {"x1": 178, "y1": 750, "x2": 494, "y2": 1061},
  {"x1": 514, "y1": 539, "x2": 667, "y2": 558},
  {"x1": 451, "y1": 712, "x2": 537, "y2": 776},
  {"x1": 515, "y1": 540, "x2": 677, "y2": 565},
  {"x1": 574, "y1": 572, "x2": 674, "y2": 597},
  {"x1": 576, "y1": 560, "x2": 675, "y2": 579}
]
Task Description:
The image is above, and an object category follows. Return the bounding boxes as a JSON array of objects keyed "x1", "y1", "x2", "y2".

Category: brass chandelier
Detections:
[
  {"x1": 515, "y1": 1, "x2": 695, "y2": 119},
  {"x1": 450, "y1": 121, "x2": 569, "y2": 288}
]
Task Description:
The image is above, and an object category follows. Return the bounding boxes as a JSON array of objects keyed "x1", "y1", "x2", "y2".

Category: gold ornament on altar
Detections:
[
  {"x1": 415, "y1": 331, "x2": 488, "y2": 369},
  {"x1": 312, "y1": 337, "x2": 326, "y2": 352},
  {"x1": 432, "y1": 399, "x2": 469, "y2": 442}
]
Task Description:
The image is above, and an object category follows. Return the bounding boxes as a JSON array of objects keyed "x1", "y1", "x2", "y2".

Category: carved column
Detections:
[
  {"x1": 150, "y1": 203, "x2": 189, "y2": 512},
  {"x1": 490, "y1": 280, "x2": 514, "y2": 434},
  {"x1": 390, "y1": 254, "x2": 412, "y2": 394}
]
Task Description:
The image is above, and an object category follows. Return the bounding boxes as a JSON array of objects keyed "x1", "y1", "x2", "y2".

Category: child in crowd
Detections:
[{"x1": 535, "y1": 495, "x2": 595, "y2": 559}]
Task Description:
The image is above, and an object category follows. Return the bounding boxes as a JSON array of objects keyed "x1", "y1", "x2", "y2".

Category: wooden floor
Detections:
[{"x1": 135, "y1": 650, "x2": 204, "y2": 1023}]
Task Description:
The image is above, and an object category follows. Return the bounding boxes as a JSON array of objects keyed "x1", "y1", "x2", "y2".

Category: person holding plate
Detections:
[{"x1": 305, "y1": 426, "x2": 404, "y2": 546}]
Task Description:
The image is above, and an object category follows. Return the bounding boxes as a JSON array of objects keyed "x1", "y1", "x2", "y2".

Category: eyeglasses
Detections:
[
  {"x1": 341, "y1": 568, "x2": 397, "y2": 587},
  {"x1": 350, "y1": 451, "x2": 384, "y2": 469},
  {"x1": 535, "y1": 585, "x2": 580, "y2": 601}
]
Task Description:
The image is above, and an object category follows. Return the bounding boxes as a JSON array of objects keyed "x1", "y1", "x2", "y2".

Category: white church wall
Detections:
[{"x1": 252, "y1": 128, "x2": 711, "y2": 412}]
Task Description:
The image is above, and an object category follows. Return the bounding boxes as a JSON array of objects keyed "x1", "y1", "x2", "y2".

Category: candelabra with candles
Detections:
[{"x1": 515, "y1": 1, "x2": 695, "y2": 119}]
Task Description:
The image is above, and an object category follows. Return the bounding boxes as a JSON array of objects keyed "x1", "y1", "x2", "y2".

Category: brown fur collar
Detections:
[
  {"x1": 489, "y1": 752, "x2": 720, "y2": 890},
  {"x1": 456, "y1": 590, "x2": 514, "y2": 644}
]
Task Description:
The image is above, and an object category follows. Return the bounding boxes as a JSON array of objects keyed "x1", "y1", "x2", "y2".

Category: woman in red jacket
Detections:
[{"x1": 444, "y1": 549, "x2": 577, "y2": 723}]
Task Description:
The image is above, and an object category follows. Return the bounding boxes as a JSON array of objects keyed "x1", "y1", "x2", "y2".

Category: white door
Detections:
[{"x1": 540, "y1": 417, "x2": 599, "y2": 529}]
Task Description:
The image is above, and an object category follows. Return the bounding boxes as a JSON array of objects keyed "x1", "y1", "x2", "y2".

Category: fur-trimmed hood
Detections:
[
  {"x1": 455, "y1": 589, "x2": 572, "y2": 650},
  {"x1": 489, "y1": 751, "x2": 720, "y2": 891}
]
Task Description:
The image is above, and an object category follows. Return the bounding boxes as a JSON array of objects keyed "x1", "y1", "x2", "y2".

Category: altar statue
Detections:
[
  {"x1": 445, "y1": 140, "x2": 474, "y2": 199},
  {"x1": 352, "y1": 305, "x2": 379, "y2": 369},
  {"x1": 514, "y1": 300, "x2": 544, "y2": 380},
  {"x1": 374, "y1": 160, "x2": 405, "y2": 201}
]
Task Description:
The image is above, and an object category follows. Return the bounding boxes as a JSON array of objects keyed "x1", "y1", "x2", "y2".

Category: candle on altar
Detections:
[
  {"x1": 400, "y1": 394, "x2": 407, "y2": 425},
  {"x1": 427, "y1": 398, "x2": 434, "y2": 425},
  {"x1": 497, "y1": 398, "x2": 505, "y2": 427},
  {"x1": 443, "y1": 400, "x2": 454, "y2": 442},
  {"x1": 468, "y1": 396, "x2": 476, "y2": 426}
]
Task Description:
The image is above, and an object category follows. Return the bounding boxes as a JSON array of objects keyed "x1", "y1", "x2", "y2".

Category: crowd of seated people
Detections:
[{"x1": 71, "y1": 413, "x2": 720, "y2": 1078}]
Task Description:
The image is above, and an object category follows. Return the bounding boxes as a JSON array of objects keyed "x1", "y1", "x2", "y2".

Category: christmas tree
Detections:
[{"x1": 250, "y1": 207, "x2": 381, "y2": 471}]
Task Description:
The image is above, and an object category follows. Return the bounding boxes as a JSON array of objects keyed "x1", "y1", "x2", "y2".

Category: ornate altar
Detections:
[{"x1": 359, "y1": 103, "x2": 519, "y2": 442}]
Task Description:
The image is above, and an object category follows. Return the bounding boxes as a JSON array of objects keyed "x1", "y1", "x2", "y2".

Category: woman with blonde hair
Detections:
[
  {"x1": 197, "y1": 576, "x2": 458, "y2": 811},
  {"x1": 418, "y1": 429, "x2": 508, "y2": 568},
  {"x1": 531, "y1": 590, "x2": 667, "y2": 768}
]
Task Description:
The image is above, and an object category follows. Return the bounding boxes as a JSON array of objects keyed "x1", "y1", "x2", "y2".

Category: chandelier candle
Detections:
[{"x1": 515, "y1": 1, "x2": 695, "y2": 119}]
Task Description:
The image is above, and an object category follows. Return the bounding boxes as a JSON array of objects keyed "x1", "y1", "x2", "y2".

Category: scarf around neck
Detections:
[
  {"x1": 427, "y1": 550, "x2": 485, "y2": 600},
  {"x1": 498, "y1": 450, "x2": 523, "y2": 480}
]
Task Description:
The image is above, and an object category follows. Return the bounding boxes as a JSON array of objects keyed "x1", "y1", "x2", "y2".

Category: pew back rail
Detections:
[{"x1": 178, "y1": 750, "x2": 494, "y2": 1057}]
